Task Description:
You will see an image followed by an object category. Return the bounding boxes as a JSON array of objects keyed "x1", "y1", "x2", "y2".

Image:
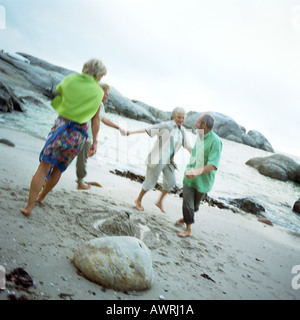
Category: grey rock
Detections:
[
  {"x1": 73, "y1": 236, "x2": 153, "y2": 291},
  {"x1": 246, "y1": 154, "x2": 300, "y2": 183},
  {"x1": 105, "y1": 87, "x2": 158, "y2": 124},
  {"x1": 293, "y1": 199, "x2": 300, "y2": 215},
  {"x1": 0, "y1": 51, "x2": 74, "y2": 99},
  {"x1": 247, "y1": 130, "x2": 273, "y2": 152},
  {"x1": 184, "y1": 111, "x2": 274, "y2": 152},
  {"x1": 133, "y1": 100, "x2": 171, "y2": 122},
  {"x1": 229, "y1": 197, "x2": 265, "y2": 215},
  {"x1": 0, "y1": 81, "x2": 24, "y2": 112}
]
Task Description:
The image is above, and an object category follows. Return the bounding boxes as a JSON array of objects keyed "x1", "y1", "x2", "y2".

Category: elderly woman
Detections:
[
  {"x1": 128, "y1": 107, "x2": 192, "y2": 213},
  {"x1": 21, "y1": 58, "x2": 107, "y2": 216}
]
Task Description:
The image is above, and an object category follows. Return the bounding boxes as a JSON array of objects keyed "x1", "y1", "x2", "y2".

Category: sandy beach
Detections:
[{"x1": 0, "y1": 126, "x2": 299, "y2": 301}]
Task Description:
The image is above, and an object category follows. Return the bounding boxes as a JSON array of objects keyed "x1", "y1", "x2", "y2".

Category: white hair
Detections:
[{"x1": 171, "y1": 107, "x2": 186, "y2": 119}]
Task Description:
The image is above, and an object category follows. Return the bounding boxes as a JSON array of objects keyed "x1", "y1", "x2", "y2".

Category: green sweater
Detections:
[
  {"x1": 183, "y1": 130, "x2": 222, "y2": 193},
  {"x1": 51, "y1": 73, "x2": 104, "y2": 124}
]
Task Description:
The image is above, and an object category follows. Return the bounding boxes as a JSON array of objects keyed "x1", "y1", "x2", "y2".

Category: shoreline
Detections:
[{"x1": 0, "y1": 126, "x2": 299, "y2": 300}]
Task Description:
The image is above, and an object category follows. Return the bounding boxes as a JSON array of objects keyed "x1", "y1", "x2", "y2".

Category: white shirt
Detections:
[{"x1": 145, "y1": 120, "x2": 192, "y2": 168}]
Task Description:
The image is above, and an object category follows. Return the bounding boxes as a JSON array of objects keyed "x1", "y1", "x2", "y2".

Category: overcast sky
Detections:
[{"x1": 1, "y1": 0, "x2": 300, "y2": 156}]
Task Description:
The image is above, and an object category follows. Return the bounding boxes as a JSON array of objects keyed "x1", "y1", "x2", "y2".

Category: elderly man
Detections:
[
  {"x1": 128, "y1": 107, "x2": 192, "y2": 213},
  {"x1": 177, "y1": 113, "x2": 222, "y2": 238}
]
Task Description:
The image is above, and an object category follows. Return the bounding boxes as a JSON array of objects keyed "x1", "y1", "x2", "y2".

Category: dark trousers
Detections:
[{"x1": 182, "y1": 184, "x2": 206, "y2": 225}]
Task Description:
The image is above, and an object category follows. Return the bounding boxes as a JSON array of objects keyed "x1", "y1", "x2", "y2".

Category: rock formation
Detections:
[
  {"x1": 246, "y1": 154, "x2": 300, "y2": 183},
  {"x1": 184, "y1": 111, "x2": 274, "y2": 152},
  {"x1": 0, "y1": 50, "x2": 274, "y2": 151}
]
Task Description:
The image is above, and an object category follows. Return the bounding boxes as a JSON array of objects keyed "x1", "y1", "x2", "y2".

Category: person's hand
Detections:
[
  {"x1": 88, "y1": 141, "x2": 98, "y2": 157},
  {"x1": 126, "y1": 131, "x2": 131, "y2": 136},
  {"x1": 119, "y1": 128, "x2": 128, "y2": 136},
  {"x1": 185, "y1": 169, "x2": 201, "y2": 179}
]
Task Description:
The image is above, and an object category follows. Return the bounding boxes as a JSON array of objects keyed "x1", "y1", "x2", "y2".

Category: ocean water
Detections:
[{"x1": 1, "y1": 101, "x2": 300, "y2": 233}]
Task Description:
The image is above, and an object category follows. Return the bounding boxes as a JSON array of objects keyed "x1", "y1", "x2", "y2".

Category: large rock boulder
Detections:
[
  {"x1": 184, "y1": 111, "x2": 274, "y2": 152},
  {"x1": 105, "y1": 87, "x2": 158, "y2": 123},
  {"x1": 105, "y1": 89, "x2": 172, "y2": 124},
  {"x1": 246, "y1": 154, "x2": 300, "y2": 183},
  {"x1": 73, "y1": 236, "x2": 153, "y2": 291},
  {"x1": 0, "y1": 51, "x2": 74, "y2": 99},
  {"x1": 293, "y1": 199, "x2": 300, "y2": 215}
]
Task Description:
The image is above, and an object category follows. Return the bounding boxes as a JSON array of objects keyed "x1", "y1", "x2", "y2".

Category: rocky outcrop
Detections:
[
  {"x1": 246, "y1": 154, "x2": 300, "y2": 183},
  {"x1": 184, "y1": 111, "x2": 274, "y2": 152},
  {"x1": 0, "y1": 51, "x2": 74, "y2": 100},
  {"x1": 0, "y1": 81, "x2": 24, "y2": 112},
  {"x1": 73, "y1": 236, "x2": 153, "y2": 291},
  {"x1": 104, "y1": 87, "x2": 165, "y2": 124},
  {"x1": 0, "y1": 50, "x2": 274, "y2": 151},
  {"x1": 228, "y1": 197, "x2": 265, "y2": 215}
]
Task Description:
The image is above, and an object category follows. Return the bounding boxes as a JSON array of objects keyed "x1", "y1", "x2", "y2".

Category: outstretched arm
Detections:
[
  {"x1": 101, "y1": 117, "x2": 128, "y2": 136},
  {"x1": 127, "y1": 128, "x2": 147, "y2": 135}
]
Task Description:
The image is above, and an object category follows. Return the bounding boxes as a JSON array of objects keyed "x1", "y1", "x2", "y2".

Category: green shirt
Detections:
[
  {"x1": 51, "y1": 73, "x2": 104, "y2": 124},
  {"x1": 183, "y1": 130, "x2": 222, "y2": 193}
]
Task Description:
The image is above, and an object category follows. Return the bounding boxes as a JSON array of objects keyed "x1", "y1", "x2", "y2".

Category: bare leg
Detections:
[
  {"x1": 177, "y1": 224, "x2": 192, "y2": 238},
  {"x1": 36, "y1": 165, "x2": 61, "y2": 203},
  {"x1": 155, "y1": 190, "x2": 169, "y2": 213},
  {"x1": 135, "y1": 188, "x2": 147, "y2": 211},
  {"x1": 20, "y1": 161, "x2": 52, "y2": 216}
]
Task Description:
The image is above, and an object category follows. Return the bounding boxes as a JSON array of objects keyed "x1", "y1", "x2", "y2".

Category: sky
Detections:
[{"x1": 0, "y1": 0, "x2": 300, "y2": 157}]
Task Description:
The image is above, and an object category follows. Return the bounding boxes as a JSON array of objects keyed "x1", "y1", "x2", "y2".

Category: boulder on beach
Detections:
[
  {"x1": 229, "y1": 197, "x2": 265, "y2": 215},
  {"x1": 293, "y1": 199, "x2": 300, "y2": 215},
  {"x1": 73, "y1": 236, "x2": 153, "y2": 291},
  {"x1": 246, "y1": 154, "x2": 300, "y2": 183}
]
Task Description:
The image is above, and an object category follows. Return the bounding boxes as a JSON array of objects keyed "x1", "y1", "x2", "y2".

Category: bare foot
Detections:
[
  {"x1": 77, "y1": 182, "x2": 91, "y2": 190},
  {"x1": 20, "y1": 208, "x2": 31, "y2": 217},
  {"x1": 175, "y1": 219, "x2": 185, "y2": 227},
  {"x1": 177, "y1": 231, "x2": 192, "y2": 238},
  {"x1": 155, "y1": 202, "x2": 166, "y2": 213},
  {"x1": 135, "y1": 199, "x2": 144, "y2": 211}
]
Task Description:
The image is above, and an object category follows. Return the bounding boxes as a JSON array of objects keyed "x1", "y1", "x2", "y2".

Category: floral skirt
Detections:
[{"x1": 39, "y1": 116, "x2": 89, "y2": 176}]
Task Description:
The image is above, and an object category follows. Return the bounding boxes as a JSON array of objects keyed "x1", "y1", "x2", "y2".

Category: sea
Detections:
[{"x1": 1, "y1": 100, "x2": 300, "y2": 233}]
